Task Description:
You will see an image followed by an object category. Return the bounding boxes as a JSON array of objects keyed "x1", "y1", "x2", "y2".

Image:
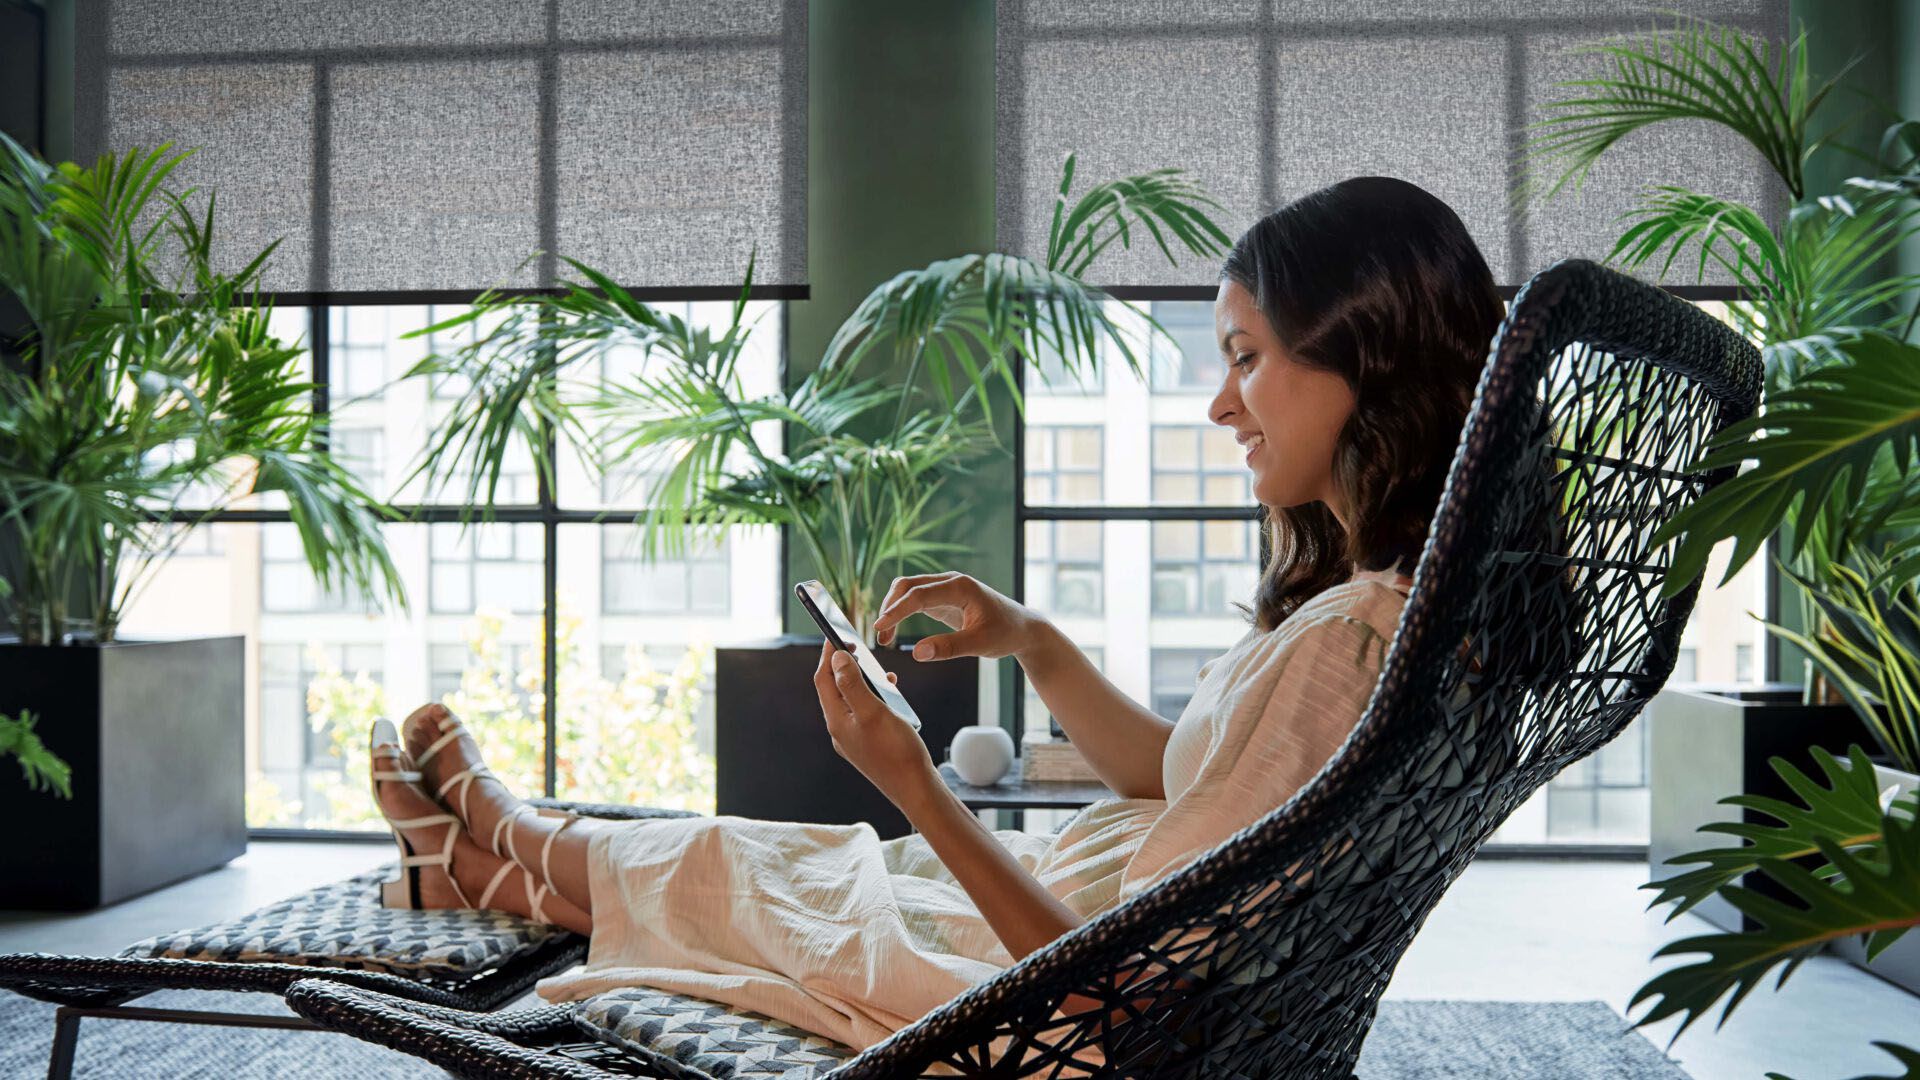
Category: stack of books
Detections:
[{"x1": 1020, "y1": 736, "x2": 1102, "y2": 782}]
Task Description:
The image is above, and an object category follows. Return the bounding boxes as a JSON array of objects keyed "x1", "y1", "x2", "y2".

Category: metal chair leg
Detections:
[{"x1": 46, "y1": 1008, "x2": 81, "y2": 1080}]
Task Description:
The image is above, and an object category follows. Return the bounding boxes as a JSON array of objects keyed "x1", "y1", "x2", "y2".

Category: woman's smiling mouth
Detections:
[{"x1": 1240, "y1": 432, "x2": 1266, "y2": 464}]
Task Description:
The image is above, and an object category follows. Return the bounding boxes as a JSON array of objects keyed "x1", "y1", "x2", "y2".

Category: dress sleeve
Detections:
[{"x1": 1115, "y1": 612, "x2": 1392, "y2": 905}]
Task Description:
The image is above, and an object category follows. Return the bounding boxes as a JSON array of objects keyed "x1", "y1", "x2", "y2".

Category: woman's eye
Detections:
[{"x1": 1232, "y1": 353, "x2": 1255, "y2": 368}]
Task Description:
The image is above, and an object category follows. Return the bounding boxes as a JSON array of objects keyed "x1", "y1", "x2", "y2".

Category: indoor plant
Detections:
[
  {"x1": 1524, "y1": 12, "x2": 1920, "y2": 1068},
  {"x1": 407, "y1": 154, "x2": 1229, "y2": 832},
  {"x1": 410, "y1": 154, "x2": 1228, "y2": 640},
  {"x1": 0, "y1": 131, "x2": 402, "y2": 906}
]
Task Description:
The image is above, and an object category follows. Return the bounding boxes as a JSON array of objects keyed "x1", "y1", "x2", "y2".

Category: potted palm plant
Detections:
[
  {"x1": 1523, "y1": 10, "x2": 1920, "y2": 1053},
  {"x1": 408, "y1": 155, "x2": 1229, "y2": 837},
  {"x1": 0, "y1": 132, "x2": 401, "y2": 908}
]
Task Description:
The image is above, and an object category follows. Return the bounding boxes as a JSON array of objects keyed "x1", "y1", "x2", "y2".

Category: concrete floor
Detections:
[{"x1": 2, "y1": 843, "x2": 1909, "y2": 1079}]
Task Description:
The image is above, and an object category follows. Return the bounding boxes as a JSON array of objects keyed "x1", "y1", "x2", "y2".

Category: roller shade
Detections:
[
  {"x1": 73, "y1": 0, "x2": 808, "y2": 297},
  {"x1": 996, "y1": 1, "x2": 1788, "y2": 289}
]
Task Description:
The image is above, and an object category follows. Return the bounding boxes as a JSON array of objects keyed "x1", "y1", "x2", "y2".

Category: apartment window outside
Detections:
[
  {"x1": 602, "y1": 524, "x2": 730, "y2": 615},
  {"x1": 1025, "y1": 426, "x2": 1104, "y2": 618},
  {"x1": 1150, "y1": 426, "x2": 1259, "y2": 617},
  {"x1": 259, "y1": 641, "x2": 384, "y2": 820},
  {"x1": 120, "y1": 301, "x2": 787, "y2": 831},
  {"x1": 430, "y1": 523, "x2": 545, "y2": 615},
  {"x1": 1150, "y1": 301, "x2": 1220, "y2": 392}
]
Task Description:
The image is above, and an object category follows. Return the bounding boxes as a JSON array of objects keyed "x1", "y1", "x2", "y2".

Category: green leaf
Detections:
[
  {"x1": 1518, "y1": 15, "x2": 1835, "y2": 205},
  {"x1": 1631, "y1": 748, "x2": 1920, "y2": 1043},
  {"x1": 1643, "y1": 745, "x2": 1908, "y2": 919},
  {"x1": 0, "y1": 711, "x2": 72, "y2": 798},
  {"x1": 0, "y1": 130, "x2": 402, "y2": 642},
  {"x1": 1651, "y1": 333, "x2": 1920, "y2": 600}
]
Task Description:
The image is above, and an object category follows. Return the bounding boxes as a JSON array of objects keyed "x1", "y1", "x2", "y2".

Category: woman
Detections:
[{"x1": 367, "y1": 174, "x2": 1506, "y2": 1052}]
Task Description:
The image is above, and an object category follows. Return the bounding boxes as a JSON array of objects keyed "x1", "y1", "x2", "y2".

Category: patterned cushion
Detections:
[
  {"x1": 121, "y1": 864, "x2": 569, "y2": 977},
  {"x1": 574, "y1": 987, "x2": 857, "y2": 1080}
]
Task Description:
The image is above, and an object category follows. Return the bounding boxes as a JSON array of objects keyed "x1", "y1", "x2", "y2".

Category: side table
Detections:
[{"x1": 936, "y1": 759, "x2": 1113, "y2": 831}]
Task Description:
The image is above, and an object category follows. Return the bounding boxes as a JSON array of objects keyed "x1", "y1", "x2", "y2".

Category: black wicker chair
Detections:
[
  {"x1": 267, "y1": 257, "x2": 1764, "y2": 1079},
  {"x1": 0, "y1": 799, "x2": 700, "y2": 1079}
]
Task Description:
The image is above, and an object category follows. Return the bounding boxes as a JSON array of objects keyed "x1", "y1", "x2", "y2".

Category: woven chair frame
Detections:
[{"x1": 284, "y1": 258, "x2": 1762, "y2": 1079}]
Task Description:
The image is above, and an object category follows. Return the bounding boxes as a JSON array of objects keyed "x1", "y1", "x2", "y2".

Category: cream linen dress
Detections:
[{"x1": 535, "y1": 565, "x2": 1413, "y2": 1061}]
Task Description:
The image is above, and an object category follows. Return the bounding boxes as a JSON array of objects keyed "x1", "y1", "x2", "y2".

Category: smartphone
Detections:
[{"x1": 795, "y1": 579, "x2": 923, "y2": 731}]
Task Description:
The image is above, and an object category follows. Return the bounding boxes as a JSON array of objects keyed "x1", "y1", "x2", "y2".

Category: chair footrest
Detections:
[{"x1": 119, "y1": 865, "x2": 568, "y2": 978}]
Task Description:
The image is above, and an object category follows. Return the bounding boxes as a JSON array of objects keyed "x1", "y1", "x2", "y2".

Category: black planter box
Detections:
[
  {"x1": 716, "y1": 635, "x2": 979, "y2": 840},
  {"x1": 0, "y1": 636, "x2": 246, "y2": 910},
  {"x1": 1648, "y1": 683, "x2": 1877, "y2": 934}
]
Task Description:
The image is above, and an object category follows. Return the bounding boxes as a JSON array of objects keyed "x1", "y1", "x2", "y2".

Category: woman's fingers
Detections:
[
  {"x1": 875, "y1": 572, "x2": 960, "y2": 645},
  {"x1": 875, "y1": 575, "x2": 965, "y2": 645},
  {"x1": 813, "y1": 641, "x2": 841, "y2": 707}
]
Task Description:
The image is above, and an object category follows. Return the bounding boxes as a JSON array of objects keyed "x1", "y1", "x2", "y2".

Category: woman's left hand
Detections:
[{"x1": 813, "y1": 641, "x2": 937, "y2": 809}]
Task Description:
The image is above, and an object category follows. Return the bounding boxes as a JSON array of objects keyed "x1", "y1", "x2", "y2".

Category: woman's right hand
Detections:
[{"x1": 873, "y1": 571, "x2": 1047, "y2": 662}]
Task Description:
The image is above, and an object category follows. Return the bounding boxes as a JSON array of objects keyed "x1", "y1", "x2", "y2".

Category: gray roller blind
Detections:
[
  {"x1": 73, "y1": 0, "x2": 807, "y2": 296},
  {"x1": 996, "y1": 1, "x2": 1787, "y2": 289}
]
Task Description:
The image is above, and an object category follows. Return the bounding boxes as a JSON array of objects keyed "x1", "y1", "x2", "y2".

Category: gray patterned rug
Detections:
[{"x1": 0, "y1": 990, "x2": 1687, "y2": 1078}]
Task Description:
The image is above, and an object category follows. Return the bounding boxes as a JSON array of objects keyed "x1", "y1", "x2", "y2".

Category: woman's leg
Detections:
[
  {"x1": 371, "y1": 753, "x2": 595, "y2": 935},
  {"x1": 402, "y1": 703, "x2": 602, "y2": 918}
]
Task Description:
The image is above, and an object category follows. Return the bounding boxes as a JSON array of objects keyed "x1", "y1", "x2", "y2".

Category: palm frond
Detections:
[
  {"x1": 1044, "y1": 153, "x2": 1233, "y2": 279},
  {"x1": 1519, "y1": 14, "x2": 1833, "y2": 206},
  {"x1": 1650, "y1": 332, "x2": 1920, "y2": 599}
]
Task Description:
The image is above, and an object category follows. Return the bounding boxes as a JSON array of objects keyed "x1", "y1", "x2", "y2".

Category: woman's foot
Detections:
[
  {"x1": 371, "y1": 726, "x2": 543, "y2": 913},
  {"x1": 401, "y1": 703, "x2": 526, "y2": 858}
]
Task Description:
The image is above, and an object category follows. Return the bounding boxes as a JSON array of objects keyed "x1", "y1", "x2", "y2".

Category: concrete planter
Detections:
[
  {"x1": 1647, "y1": 683, "x2": 1875, "y2": 933},
  {"x1": 0, "y1": 636, "x2": 246, "y2": 910},
  {"x1": 715, "y1": 635, "x2": 979, "y2": 840}
]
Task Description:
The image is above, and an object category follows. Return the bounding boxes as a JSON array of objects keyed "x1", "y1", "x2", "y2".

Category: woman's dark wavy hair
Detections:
[{"x1": 1222, "y1": 176, "x2": 1504, "y2": 633}]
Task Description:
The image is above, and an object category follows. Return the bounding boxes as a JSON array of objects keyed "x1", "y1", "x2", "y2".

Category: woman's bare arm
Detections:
[
  {"x1": 899, "y1": 778, "x2": 1082, "y2": 961},
  {"x1": 1018, "y1": 619, "x2": 1173, "y2": 800}
]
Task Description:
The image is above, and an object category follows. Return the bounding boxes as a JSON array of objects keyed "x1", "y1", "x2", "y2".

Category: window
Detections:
[
  {"x1": 430, "y1": 523, "x2": 545, "y2": 615},
  {"x1": 1024, "y1": 426, "x2": 1104, "y2": 617},
  {"x1": 261, "y1": 522, "x2": 376, "y2": 614},
  {"x1": 1032, "y1": 337, "x2": 1103, "y2": 395},
  {"x1": 1544, "y1": 715, "x2": 1650, "y2": 841},
  {"x1": 1150, "y1": 426, "x2": 1258, "y2": 616},
  {"x1": 260, "y1": 641, "x2": 384, "y2": 823},
  {"x1": 1150, "y1": 648, "x2": 1217, "y2": 721},
  {"x1": 602, "y1": 524, "x2": 730, "y2": 615},
  {"x1": 117, "y1": 300, "x2": 785, "y2": 832},
  {"x1": 1150, "y1": 302, "x2": 1219, "y2": 392}
]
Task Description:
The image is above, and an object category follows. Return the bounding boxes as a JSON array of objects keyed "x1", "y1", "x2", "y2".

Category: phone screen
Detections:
[{"x1": 795, "y1": 579, "x2": 923, "y2": 731}]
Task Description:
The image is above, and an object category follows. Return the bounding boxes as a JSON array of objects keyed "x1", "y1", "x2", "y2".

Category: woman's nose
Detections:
[{"x1": 1209, "y1": 379, "x2": 1237, "y2": 427}]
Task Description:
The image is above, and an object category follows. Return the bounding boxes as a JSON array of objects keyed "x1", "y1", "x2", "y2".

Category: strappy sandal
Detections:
[
  {"x1": 411, "y1": 706, "x2": 571, "y2": 859},
  {"x1": 489, "y1": 802, "x2": 582, "y2": 924},
  {"x1": 372, "y1": 718, "x2": 538, "y2": 915}
]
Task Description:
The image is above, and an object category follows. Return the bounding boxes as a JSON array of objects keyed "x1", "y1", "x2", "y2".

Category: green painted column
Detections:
[
  {"x1": 1772, "y1": 0, "x2": 1911, "y2": 689},
  {"x1": 780, "y1": 1, "x2": 1017, "y2": 734}
]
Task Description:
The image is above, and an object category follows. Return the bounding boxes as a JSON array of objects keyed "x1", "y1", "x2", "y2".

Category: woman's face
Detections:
[{"x1": 1209, "y1": 278, "x2": 1356, "y2": 525}]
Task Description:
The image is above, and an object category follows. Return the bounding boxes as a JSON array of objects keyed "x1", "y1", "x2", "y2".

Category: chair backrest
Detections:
[{"x1": 832, "y1": 259, "x2": 1763, "y2": 1080}]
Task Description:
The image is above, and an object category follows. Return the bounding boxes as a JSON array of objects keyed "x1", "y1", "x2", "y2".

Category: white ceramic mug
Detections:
[{"x1": 946, "y1": 724, "x2": 1015, "y2": 786}]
